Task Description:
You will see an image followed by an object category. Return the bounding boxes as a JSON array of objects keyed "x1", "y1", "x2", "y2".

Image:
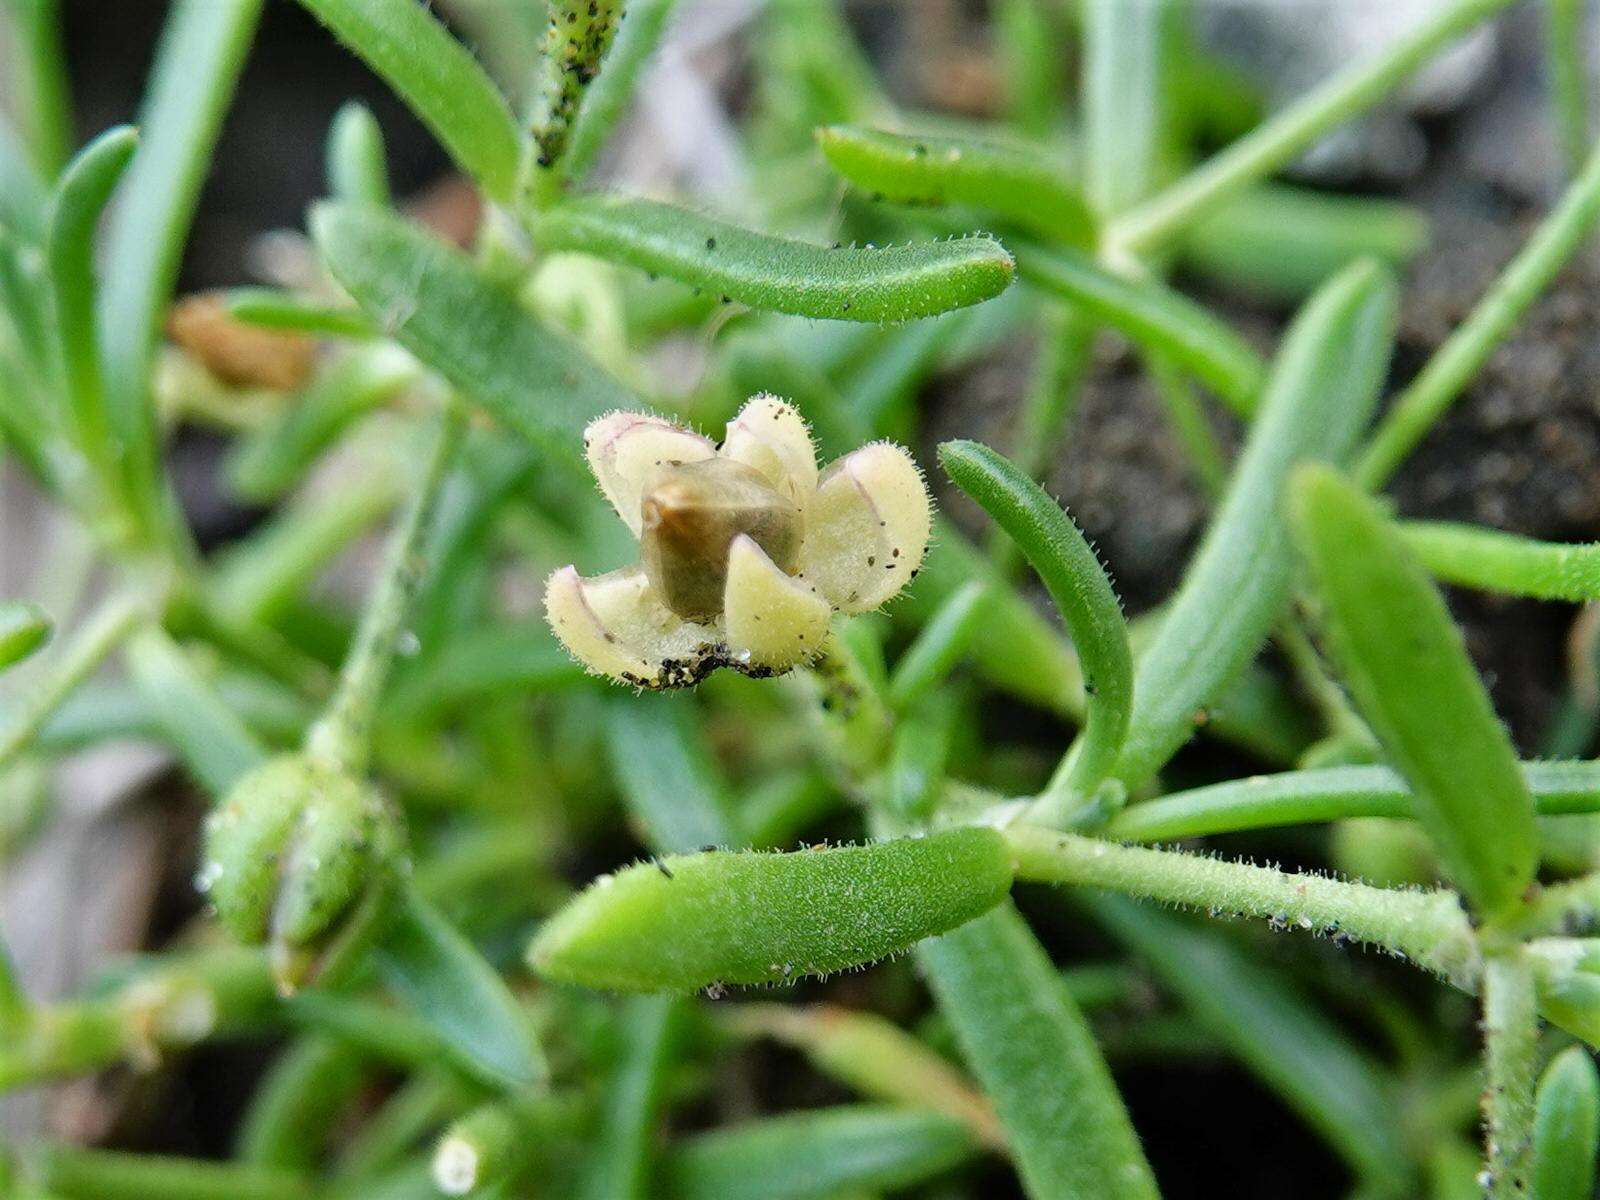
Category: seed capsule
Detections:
[{"x1": 639, "y1": 458, "x2": 802, "y2": 620}]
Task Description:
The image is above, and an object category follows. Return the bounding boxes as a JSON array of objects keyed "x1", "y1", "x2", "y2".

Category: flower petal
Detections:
[
  {"x1": 544, "y1": 565, "x2": 718, "y2": 688},
  {"x1": 721, "y1": 394, "x2": 817, "y2": 511},
  {"x1": 584, "y1": 411, "x2": 715, "y2": 535},
  {"x1": 799, "y1": 442, "x2": 931, "y2": 613},
  {"x1": 723, "y1": 535, "x2": 831, "y2": 671}
]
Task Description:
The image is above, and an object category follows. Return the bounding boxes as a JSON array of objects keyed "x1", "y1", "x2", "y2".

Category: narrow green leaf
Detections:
[
  {"x1": 1544, "y1": 0, "x2": 1591, "y2": 178},
  {"x1": 226, "y1": 288, "x2": 376, "y2": 339},
  {"x1": 0, "y1": 113, "x2": 47, "y2": 244},
  {"x1": 531, "y1": 829, "x2": 1013, "y2": 993},
  {"x1": 563, "y1": 0, "x2": 679, "y2": 182},
  {"x1": 124, "y1": 625, "x2": 268, "y2": 797},
  {"x1": 0, "y1": 590, "x2": 148, "y2": 769},
  {"x1": 29, "y1": 1144, "x2": 311, "y2": 1200},
  {"x1": 311, "y1": 202, "x2": 635, "y2": 459},
  {"x1": 99, "y1": 0, "x2": 264, "y2": 539},
  {"x1": 1108, "y1": 760, "x2": 1600, "y2": 843},
  {"x1": 1400, "y1": 521, "x2": 1600, "y2": 602},
  {"x1": 226, "y1": 345, "x2": 417, "y2": 502},
  {"x1": 905, "y1": 522, "x2": 1087, "y2": 717},
  {"x1": 375, "y1": 880, "x2": 546, "y2": 1092},
  {"x1": 1085, "y1": 894, "x2": 1408, "y2": 1180},
  {"x1": 606, "y1": 695, "x2": 740, "y2": 855},
  {"x1": 1290, "y1": 464, "x2": 1538, "y2": 918},
  {"x1": 886, "y1": 692, "x2": 957, "y2": 824},
  {"x1": 1019, "y1": 246, "x2": 1266, "y2": 416},
  {"x1": 3, "y1": 0, "x2": 72, "y2": 178},
  {"x1": 1108, "y1": 0, "x2": 1514, "y2": 253},
  {"x1": 940, "y1": 439, "x2": 1130, "y2": 796},
  {"x1": 1357, "y1": 139, "x2": 1600, "y2": 488},
  {"x1": 887, "y1": 580, "x2": 991, "y2": 711},
  {"x1": 663, "y1": 1106, "x2": 978, "y2": 1200},
  {"x1": 817, "y1": 124, "x2": 1094, "y2": 247},
  {"x1": 237, "y1": 1037, "x2": 363, "y2": 1170},
  {"x1": 386, "y1": 624, "x2": 585, "y2": 720},
  {"x1": 0, "y1": 600, "x2": 50, "y2": 670},
  {"x1": 917, "y1": 903, "x2": 1160, "y2": 1200},
  {"x1": 46, "y1": 125, "x2": 138, "y2": 479},
  {"x1": 293, "y1": 0, "x2": 521, "y2": 200},
  {"x1": 1182, "y1": 184, "x2": 1428, "y2": 303},
  {"x1": 1081, "y1": 0, "x2": 1168, "y2": 215},
  {"x1": 210, "y1": 479, "x2": 400, "y2": 627},
  {"x1": 580, "y1": 996, "x2": 678, "y2": 1200},
  {"x1": 1532, "y1": 1045, "x2": 1600, "y2": 1200},
  {"x1": 530, "y1": 195, "x2": 1015, "y2": 323},
  {"x1": 993, "y1": 0, "x2": 1067, "y2": 137},
  {"x1": 326, "y1": 100, "x2": 391, "y2": 207},
  {"x1": 1116, "y1": 260, "x2": 1397, "y2": 788}
]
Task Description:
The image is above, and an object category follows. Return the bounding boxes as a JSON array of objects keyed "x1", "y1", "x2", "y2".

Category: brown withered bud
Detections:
[{"x1": 640, "y1": 458, "x2": 803, "y2": 621}]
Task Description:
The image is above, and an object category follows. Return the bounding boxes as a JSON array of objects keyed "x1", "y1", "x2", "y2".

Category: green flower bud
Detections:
[{"x1": 201, "y1": 755, "x2": 404, "y2": 991}]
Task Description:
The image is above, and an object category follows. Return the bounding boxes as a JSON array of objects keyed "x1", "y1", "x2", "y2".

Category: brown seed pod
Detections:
[{"x1": 640, "y1": 458, "x2": 802, "y2": 620}]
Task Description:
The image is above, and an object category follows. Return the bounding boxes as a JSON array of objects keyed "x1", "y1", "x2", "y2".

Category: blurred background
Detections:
[{"x1": 4, "y1": 3, "x2": 1600, "y2": 1194}]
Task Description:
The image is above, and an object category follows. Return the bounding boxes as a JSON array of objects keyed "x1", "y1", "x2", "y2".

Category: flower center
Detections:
[{"x1": 640, "y1": 458, "x2": 803, "y2": 620}]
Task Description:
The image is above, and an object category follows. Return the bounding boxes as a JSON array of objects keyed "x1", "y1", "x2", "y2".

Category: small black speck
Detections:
[{"x1": 705, "y1": 236, "x2": 716, "y2": 250}]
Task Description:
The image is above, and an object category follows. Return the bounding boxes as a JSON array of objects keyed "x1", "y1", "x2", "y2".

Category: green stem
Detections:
[
  {"x1": 23, "y1": 1145, "x2": 309, "y2": 1200},
  {"x1": 0, "y1": 949, "x2": 274, "y2": 1093},
  {"x1": 1008, "y1": 304, "x2": 1093, "y2": 481},
  {"x1": 1106, "y1": 760, "x2": 1600, "y2": 844},
  {"x1": 0, "y1": 587, "x2": 151, "y2": 769},
  {"x1": 1146, "y1": 350, "x2": 1226, "y2": 499},
  {"x1": 1005, "y1": 825, "x2": 1480, "y2": 986},
  {"x1": 1275, "y1": 613, "x2": 1371, "y2": 745},
  {"x1": 2, "y1": 0, "x2": 72, "y2": 178},
  {"x1": 1107, "y1": 0, "x2": 1514, "y2": 255},
  {"x1": 0, "y1": 937, "x2": 25, "y2": 1031},
  {"x1": 1481, "y1": 950, "x2": 1539, "y2": 1198},
  {"x1": 1357, "y1": 139, "x2": 1600, "y2": 488},
  {"x1": 306, "y1": 403, "x2": 464, "y2": 775},
  {"x1": 1543, "y1": 0, "x2": 1590, "y2": 178}
]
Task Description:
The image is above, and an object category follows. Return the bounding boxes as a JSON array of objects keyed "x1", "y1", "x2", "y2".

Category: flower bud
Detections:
[{"x1": 201, "y1": 755, "x2": 404, "y2": 991}]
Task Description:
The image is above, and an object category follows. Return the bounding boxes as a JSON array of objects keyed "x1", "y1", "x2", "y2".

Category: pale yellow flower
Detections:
[{"x1": 545, "y1": 394, "x2": 932, "y2": 688}]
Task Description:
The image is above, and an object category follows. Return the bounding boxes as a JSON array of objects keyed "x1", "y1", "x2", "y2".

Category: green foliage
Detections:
[
  {"x1": 374, "y1": 882, "x2": 546, "y2": 1092},
  {"x1": 4, "y1": 1, "x2": 1597, "y2": 1196},
  {"x1": 531, "y1": 829, "x2": 1013, "y2": 992},
  {"x1": 817, "y1": 124, "x2": 1094, "y2": 246},
  {"x1": 0, "y1": 602, "x2": 50, "y2": 671},
  {"x1": 530, "y1": 195, "x2": 1016, "y2": 322},
  {"x1": 664, "y1": 1106, "x2": 978, "y2": 1200},
  {"x1": 292, "y1": 0, "x2": 521, "y2": 200},
  {"x1": 1116, "y1": 261, "x2": 1397, "y2": 787},
  {"x1": 1291, "y1": 466, "x2": 1538, "y2": 920},
  {"x1": 1532, "y1": 1045, "x2": 1600, "y2": 1200},
  {"x1": 311, "y1": 201, "x2": 633, "y2": 459},
  {"x1": 919, "y1": 904, "x2": 1160, "y2": 1200},
  {"x1": 940, "y1": 439, "x2": 1130, "y2": 805}
]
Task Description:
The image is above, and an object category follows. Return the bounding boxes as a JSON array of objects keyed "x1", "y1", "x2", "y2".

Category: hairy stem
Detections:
[
  {"x1": 1006, "y1": 825, "x2": 1480, "y2": 986},
  {"x1": 1481, "y1": 950, "x2": 1538, "y2": 1198},
  {"x1": 306, "y1": 403, "x2": 464, "y2": 774}
]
